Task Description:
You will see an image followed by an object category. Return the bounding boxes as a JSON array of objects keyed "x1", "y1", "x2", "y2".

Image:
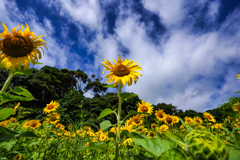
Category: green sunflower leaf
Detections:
[
  {"x1": 100, "y1": 120, "x2": 112, "y2": 131},
  {"x1": 103, "y1": 84, "x2": 117, "y2": 88},
  {"x1": 10, "y1": 87, "x2": 35, "y2": 100},
  {"x1": 0, "y1": 132, "x2": 18, "y2": 143},
  {"x1": 0, "y1": 87, "x2": 35, "y2": 105},
  {"x1": 0, "y1": 126, "x2": 19, "y2": 135},
  {"x1": 118, "y1": 92, "x2": 138, "y2": 101},
  {"x1": 234, "y1": 91, "x2": 240, "y2": 93},
  {"x1": 20, "y1": 131, "x2": 38, "y2": 137},
  {"x1": 80, "y1": 142, "x2": 107, "y2": 152},
  {"x1": 162, "y1": 131, "x2": 185, "y2": 148},
  {"x1": 133, "y1": 137, "x2": 177, "y2": 157},
  {"x1": 97, "y1": 108, "x2": 113, "y2": 120},
  {"x1": 13, "y1": 65, "x2": 33, "y2": 76},
  {"x1": 179, "y1": 118, "x2": 193, "y2": 132},
  {"x1": 0, "y1": 108, "x2": 15, "y2": 121}
]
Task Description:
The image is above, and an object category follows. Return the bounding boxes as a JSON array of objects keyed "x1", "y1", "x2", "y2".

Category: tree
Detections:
[{"x1": 83, "y1": 74, "x2": 108, "y2": 97}]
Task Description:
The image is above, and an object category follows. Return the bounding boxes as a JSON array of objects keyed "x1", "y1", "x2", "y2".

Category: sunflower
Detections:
[
  {"x1": 122, "y1": 138, "x2": 134, "y2": 145},
  {"x1": 203, "y1": 112, "x2": 216, "y2": 122},
  {"x1": 151, "y1": 123, "x2": 157, "y2": 130},
  {"x1": 147, "y1": 131, "x2": 155, "y2": 138},
  {"x1": 159, "y1": 124, "x2": 169, "y2": 131},
  {"x1": 137, "y1": 100, "x2": 153, "y2": 116},
  {"x1": 155, "y1": 109, "x2": 166, "y2": 121},
  {"x1": 0, "y1": 22, "x2": 47, "y2": 72},
  {"x1": 132, "y1": 114, "x2": 143, "y2": 126},
  {"x1": 137, "y1": 126, "x2": 145, "y2": 134},
  {"x1": 126, "y1": 118, "x2": 134, "y2": 126},
  {"x1": 99, "y1": 133, "x2": 108, "y2": 142},
  {"x1": 232, "y1": 101, "x2": 240, "y2": 112},
  {"x1": 29, "y1": 120, "x2": 41, "y2": 129},
  {"x1": 102, "y1": 55, "x2": 142, "y2": 88},
  {"x1": 121, "y1": 123, "x2": 133, "y2": 133},
  {"x1": 13, "y1": 154, "x2": 22, "y2": 160},
  {"x1": 43, "y1": 100, "x2": 60, "y2": 114},
  {"x1": 164, "y1": 114, "x2": 174, "y2": 126},
  {"x1": 110, "y1": 126, "x2": 117, "y2": 134},
  {"x1": 22, "y1": 120, "x2": 32, "y2": 128},
  {"x1": 46, "y1": 113, "x2": 60, "y2": 124},
  {"x1": 172, "y1": 116, "x2": 179, "y2": 124},
  {"x1": 0, "y1": 120, "x2": 10, "y2": 127},
  {"x1": 55, "y1": 123, "x2": 65, "y2": 130},
  {"x1": 236, "y1": 74, "x2": 240, "y2": 79},
  {"x1": 193, "y1": 116, "x2": 203, "y2": 124},
  {"x1": 214, "y1": 123, "x2": 223, "y2": 130},
  {"x1": 13, "y1": 102, "x2": 20, "y2": 114},
  {"x1": 184, "y1": 117, "x2": 194, "y2": 125},
  {"x1": 9, "y1": 118, "x2": 17, "y2": 123},
  {"x1": 227, "y1": 116, "x2": 233, "y2": 123}
]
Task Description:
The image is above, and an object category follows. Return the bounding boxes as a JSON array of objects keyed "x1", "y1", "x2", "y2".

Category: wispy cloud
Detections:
[{"x1": 1, "y1": 0, "x2": 239, "y2": 111}]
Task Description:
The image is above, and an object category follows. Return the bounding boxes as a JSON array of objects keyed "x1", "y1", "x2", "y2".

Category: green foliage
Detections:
[
  {"x1": 185, "y1": 130, "x2": 229, "y2": 160},
  {"x1": 97, "y1": 108, "x2": 114, "y2": 120},
  {"x1": 133, "y1": 136, "x2": 177, "y2": 157},
  {"x1": 0, "y1": 108, "x2": 14, "y2": 121}
]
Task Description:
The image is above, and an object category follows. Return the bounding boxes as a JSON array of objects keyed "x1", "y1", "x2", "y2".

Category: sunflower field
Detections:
[{"x1": 1, "y1": 23, "x2": 240, "y2": 160}]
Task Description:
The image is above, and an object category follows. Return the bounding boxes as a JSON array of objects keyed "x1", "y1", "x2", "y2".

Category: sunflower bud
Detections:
[{"x1": 185, "y1": 130, "x2": 229, "y2": 160}]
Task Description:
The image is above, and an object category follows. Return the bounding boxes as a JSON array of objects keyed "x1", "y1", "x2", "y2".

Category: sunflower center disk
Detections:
[
  {"x1": 141, "y1": 106, "x2": 148, "y2": 112},
  {"x1": 31, "y1": 123, "x2": 37, "y2": 127},
  {"x1": 158, "y1": 113, "x2": 163, "y2": 118},
  {"x1": 113, "y1": 64, "x2": 130, "y2": 77},
  {"x1": 2, "y1": 36, "x2": 33, "y2": 57},
  {"x1": 47, "y1": 105, "x2": 55, "y2": 109},
  {"x1": 166, "y1": 117, "x2": 172, "y2": 123}
]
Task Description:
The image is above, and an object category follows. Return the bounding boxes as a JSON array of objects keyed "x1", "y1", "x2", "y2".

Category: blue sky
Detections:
[{"x1": 1, "y1": 0, "x2": 240, "y2": 112}]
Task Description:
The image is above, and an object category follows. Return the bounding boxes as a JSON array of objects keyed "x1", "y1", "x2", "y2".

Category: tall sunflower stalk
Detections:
[
  {"x1": 0, "y1": 22, "x2": 47, "y2": 93},
  {"x1": 102, "y1": 55, "x2": 142, "y2": 159}
]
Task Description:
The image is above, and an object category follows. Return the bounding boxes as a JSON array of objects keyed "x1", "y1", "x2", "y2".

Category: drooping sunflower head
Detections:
[
  {"x1": 203, "y1": 112, "x2": 216, "y2": 122},
  {"x1": 164, "y1": 114, "x2": 174, "y2": 126},
  {"x1": 137, "y1": 100, "x2": 153, "y2": 116},
  {"x1": 155, "y1": 109, "x2": 166, "y2": 121},
  {"x1": 0, "y1": 22, "x2": 47, "y2": 72},
  {"x1": 43, "y1": 100, "x2": 60, "y2": 114},
  {"x1": 101, "y1": 55, "x2": 142, "y2": 88}
]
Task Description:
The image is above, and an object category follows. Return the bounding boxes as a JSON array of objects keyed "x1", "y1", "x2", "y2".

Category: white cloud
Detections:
[
  {"x1": 94, "y1": 5, "x2": 240, "y2": 112},
  {"x1": 207, "y1": 0, "x2": 220, "y2": 20},
  {"x1": 58, "y1": 0, "x2": 103, "y2": 29},
  {"x1": 1, "y1": 0, "x2": 240, "y2": 112},
  {"x1": 142, "y1": 0, "x2": 186, "y2": 26}
]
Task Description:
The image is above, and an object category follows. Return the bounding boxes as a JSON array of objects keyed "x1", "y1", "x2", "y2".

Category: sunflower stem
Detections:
[
  {"x1": 0, "y1": 70, "x2": 14, "y2": 93},
  {"x1": 114, "y1": 86, "x2": 122, "y2": 160}
]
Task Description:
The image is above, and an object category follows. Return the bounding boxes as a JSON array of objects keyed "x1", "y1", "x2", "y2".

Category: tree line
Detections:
[{"x1": 0, "y1": 66, "x2": 239, "y2": 127}]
